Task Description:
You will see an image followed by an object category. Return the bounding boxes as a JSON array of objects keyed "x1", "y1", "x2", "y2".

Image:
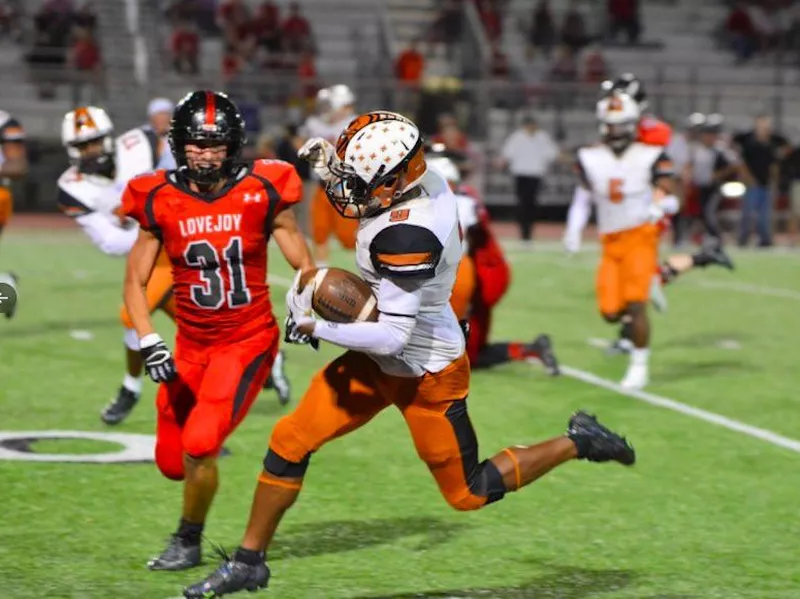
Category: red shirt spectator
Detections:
[
  {"x1": 72, "y1": 28, "x2": 100, "y2": 70},
  {"x1": 171, "y1": 26, "x2": 199, "y2": 59},
  {"x1": 726, "y1": 5, "x2": 755, "y2": 36},
  {"x1": 222, "y1": 44, "x2": 242, "y2": 80},
  {"x1": 218, "y1": 0, "x2": 249, "y2": 29},
  {"x1": 583, "y1": 46, "x2": 607, "y2": 82},
  {"x1": 395, "y1": 43, "x2": 425, "y2": 82},
  {"x1": 282, "y1": 1, "x2": 311, "y2": 51},
  {"x1": 297, "y1": 50, "x2": 317, "y2": 98},
  {"x1": 608, "y1": 0, "x2": 636, "y2": 21}
]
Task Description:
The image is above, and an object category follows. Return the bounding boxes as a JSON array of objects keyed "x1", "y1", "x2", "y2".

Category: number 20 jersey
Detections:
[{"x1": 121, "y1": 160, "x2": 302, "y2": 345}]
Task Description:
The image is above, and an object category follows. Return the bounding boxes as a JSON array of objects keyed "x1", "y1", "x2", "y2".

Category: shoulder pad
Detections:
[
  {"x1": 251, "y1": 158, "x2": 294, "y2": 177},
  {"x1": 57, "y1": 169, "x2": 94, "y2": 217},
  {"x1": 369, "y1": 223, "x2": 443, "y2": 280},
  {"x1": 127, "y1": 170, "x2": 167, "y2": 193}
]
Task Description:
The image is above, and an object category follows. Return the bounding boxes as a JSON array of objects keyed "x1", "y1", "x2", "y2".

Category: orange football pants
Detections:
[
  {"x1": 0, "y1": 187, "x2": 13, "y2": 228},
  {"x1": 269, "y1": 351, "x2": 494, "y2": 511},
  {"x1": 120, "y1": 249, "x2": 175, "y2": 327},
  {"x1": 310, "y1": 184, "x2": 357, "y2": 249},
  {"x1": 596, "y1": 223, "x2": 659, "y2": 316}
]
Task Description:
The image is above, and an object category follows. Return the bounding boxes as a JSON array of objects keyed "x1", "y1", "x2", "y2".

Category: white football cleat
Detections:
[
  {"x1": 620, "y1": 363, "x2": 649, "y2": 390},
  {"x1": 649, "y1": 274, "x2": 668, "y2": 313}
]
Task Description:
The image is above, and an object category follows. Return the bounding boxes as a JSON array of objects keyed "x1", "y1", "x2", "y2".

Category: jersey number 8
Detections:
[{"x1": 184, "y1": 237, "x2": 251, "y2": 309}]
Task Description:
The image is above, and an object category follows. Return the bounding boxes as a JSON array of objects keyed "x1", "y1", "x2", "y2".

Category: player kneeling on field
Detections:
[
  {"x1": 429, "y1": 153, "x2": 559, "y2": 374},
  {"x1": 183, "y1": 111, "x2": 636, "y2": 598}
]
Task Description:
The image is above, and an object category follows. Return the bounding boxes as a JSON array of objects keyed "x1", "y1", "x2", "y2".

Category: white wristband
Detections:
[{"x1": 139, "y1": 333, "x2": 163, "y2": 349}]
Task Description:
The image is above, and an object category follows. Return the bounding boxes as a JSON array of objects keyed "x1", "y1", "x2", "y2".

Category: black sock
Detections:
[
  {"x1": 234, "y1": 547, "x2": 265, "y2": 565},
  {"x1": 176, "y1": 518, "x2": 204, "y2": 545},
  {"x1": 619, "y1": 320, "x2": 632, "y2": 341}
]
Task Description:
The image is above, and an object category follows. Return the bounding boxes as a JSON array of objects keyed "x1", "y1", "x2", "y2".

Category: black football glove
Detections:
[
  {"x1": 139, "y1": 333, "x2": 177, "y2": 383},
  {"x1": 284, "y1": 315, "x2": 319, "y2": 351}
]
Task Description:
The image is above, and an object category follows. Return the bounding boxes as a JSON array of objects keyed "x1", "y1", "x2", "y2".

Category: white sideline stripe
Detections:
[
  {"x1": 694, "y1": 280, "x2": 800, "y2": 301},
  {"x1": 558, "y1": 364, "x2": 800, "y2": 454},
  {"x1": 273, "y1": 272, "x2": 800, "y2": 454}
]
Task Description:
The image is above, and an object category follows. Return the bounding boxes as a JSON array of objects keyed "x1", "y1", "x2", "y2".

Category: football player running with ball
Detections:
[
  {"x1": 121, "y1": 91, "x2": 313, "y2": 571},
  {"x1": 183, "y1": 111, "x2": 635, "y2": 597}
]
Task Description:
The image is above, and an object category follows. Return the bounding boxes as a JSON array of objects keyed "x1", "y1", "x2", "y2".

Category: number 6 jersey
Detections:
[
  {"x1": 122, "y1": 160, "x2": 302, "y2": 344},
  {"x1": 576, "y1": 142, "x2": 671, "y2": 235}
]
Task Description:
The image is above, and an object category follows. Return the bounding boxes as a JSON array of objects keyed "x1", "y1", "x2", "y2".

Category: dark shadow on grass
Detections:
[
  {"x1": 1, "y1": 318, "x2": 119, "y2": 339},
  {"x1": 270, "y1": 517, "x2": 461, "y2": 561},
  {"x1": 657, "y1": 359, "x2": 751, "y2": 380},
  {"x1": 354, "y1": 563, "x2": 634, "y2": 598}
]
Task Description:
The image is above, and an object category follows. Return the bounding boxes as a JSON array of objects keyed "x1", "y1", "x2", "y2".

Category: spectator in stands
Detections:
[
  {"x1": 583, "y1": 44, "x2": 608, "y2": 83},
  {"x1": 734, "y1": 115, "x2": 790, "y2": 247},
  {"x1": 0, "y1": 0, "x2": 22, "y2": 42},
  {"x1": 607, "y1": 0, "x2": 641, "y2": 46},
  {"x1": 490, "y1": 41, "x2": 510, "y2": 79},
  {"x1": 561, "y1": 0, "x2": 589, "y2": 52},
  {"x1": 217, "y1": 0, "x2": 250, "y2": 33},
  {"x1": 784, "y1": 140, "x2": 800, "y2": 246},
  {"x1": 251, "y1": 0, "x2": 282, "y2": 55},
  {"x1": 282, "y1": 1, "x2": 313, "y2": 54},
  {"x1": 432, "y1": 113, "x2": 481, "y2": 188},
  {"x1": 498, "y1": 114, "x2": 559, "y2": 242},
  {"x1": 166, "y1": 0, "x2": 198, "y2": 24},
  {"x1": 549, "y1": 45, "x2": 578, "y2": 82},
  {"x1": 428, "y1": 0, "x2": 461, "y2": 59},
  {"x1": 520, "y1": 46, "x2": 549, "y2": 96},
  {"x1": 222, "y1": 41, "x2": 244, "y2": 83},
  {"x1": 171, "y1": 20, "x2": 200, "y2": 74},
  {"x1": 296, "y1": 49, "x2": 318, "y2": 100},
  {"x1": 396, "y1": 40, "x2": 425, "y2": 83},
  {"x1": 69, "y1": 25, "x2": 102, "y2": 105},
  {"x1": 724, "y1": 1, "x2": 757, "y2": 63},
  {"x1": 73, "y1": 0, "x2": 96, "y2": 31},
  {"x1": 476, "y1": 0, "x2": 502, "y2": 42},
  {"x1": 529, "y1": 0, "x2": 555, "y2": 56},
  {"x1": 686, "y1": 115, "x2": 738, "y2": 242}
]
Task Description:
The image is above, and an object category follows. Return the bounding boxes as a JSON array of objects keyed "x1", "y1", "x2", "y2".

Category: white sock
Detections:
[
  {"x1": 123, "y1": 327, "x2": 139, "y2": 350},
  {"x1": 123, "y1": 374, "x2": 143, "y2": 394},
  {"x1": 315, "y1": 260, "x2": 329, "y2": 269},
  {"x1": 631, "y1": 347, "x2": 650, "y2": 366}
]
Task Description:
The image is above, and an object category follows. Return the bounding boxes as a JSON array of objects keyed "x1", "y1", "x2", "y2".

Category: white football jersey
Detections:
[
  {"x1": 454, "y1": 193, "x2": 479, "y2": 254},
  {"x1": 577, "y1": 142, "x2": 667, "y2": 235},
  {"x1": 57, "y1": 167, "x2": 122, "y2": 221},
  {"x1": 355, "y1": 168, "x2": 465, "y2": 377},
  {"x1": 114, "y1": 126, "x2": 170, "y2": 187}
]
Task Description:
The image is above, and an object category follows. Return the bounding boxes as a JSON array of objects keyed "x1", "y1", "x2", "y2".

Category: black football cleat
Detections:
[
  {"x1": 101, "y1": 386, "x2": 140, "y2": 425},
  {"x1": 696, "y1": 240, "x2": 735, "y2": 271},
  {"x1": 0, "y1": 272, "x2": 18, "y2": 319},
  {"x1": 529, "y1": 334, "x2": 560, "y2": 376},
  {"x1": 148, "y1": 535, "x2": 202, "y2": 571},
  {"x1": 268, "y1": 350, "x2": 291, "y2": 406},
  {"x1": 184, "y1": 559, "x2": 270, "y2": 597},
  {"x1": 567, "y1": 411, "x2": 636, "y2": 466}
]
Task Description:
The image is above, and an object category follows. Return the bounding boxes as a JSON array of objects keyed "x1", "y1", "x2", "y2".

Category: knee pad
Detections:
[
  {"x1": 182, "y1": 421, "x2": 224, "y2": 461},
  {"x1": 123, "y1": 327, "x2": 139, "y2": 351},
  {"x1": 443, "y1": 461, "x2": 505, "y2": 512},
  {"x1": 263, "y1": 448, "x2": 310, "y2": 478},
  {"x1": 272, "y1": 416, "x2": 311, "y2": 477}
]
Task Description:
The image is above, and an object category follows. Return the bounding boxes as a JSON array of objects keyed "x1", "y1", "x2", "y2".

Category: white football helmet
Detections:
[
  {"x1": 427, "y1": 155, "x2": 461, "y2": 185},
  {"x1": 61, "y1": 106, "x2": 115, "y2": 174},
  {"x1": 327, "y1": 84, "x2": 355, "y2": 111},
  {"x1": 327, "y1": 111, "x2": 426, "y2": 219},
  {"x1": 596, "y1": 92, "x2": 640, "y2": 151}
]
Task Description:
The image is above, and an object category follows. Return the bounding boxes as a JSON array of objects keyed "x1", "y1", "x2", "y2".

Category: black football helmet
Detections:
[
  {"x1": 601, "y1": 73, "x2": 647, "y2": 110},
  {"x1": 168, "y1": 90, "x2": 246, "y2": 185}
]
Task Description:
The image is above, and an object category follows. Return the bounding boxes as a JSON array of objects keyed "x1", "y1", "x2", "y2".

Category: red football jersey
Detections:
[
  {"x1": 637, "y1": 115, "x2": 672, "y2": 147},
  {"x1": 122, "y1": 160, "x2": 302, "y2": 345}
]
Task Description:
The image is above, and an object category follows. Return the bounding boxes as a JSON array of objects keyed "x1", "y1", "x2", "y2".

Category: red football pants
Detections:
[{"x1": 155, "y1": 326, "x2": 278, "y2": 481}]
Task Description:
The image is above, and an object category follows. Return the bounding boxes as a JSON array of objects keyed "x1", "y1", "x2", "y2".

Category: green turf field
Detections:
[{"x1": 2, "y1": 229, "x2": 799, "y2": 598}]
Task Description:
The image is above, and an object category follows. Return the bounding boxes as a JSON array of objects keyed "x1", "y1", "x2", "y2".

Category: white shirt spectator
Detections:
[{"x1": 501, "y1": 126, "x2": 559, "y2": 177}]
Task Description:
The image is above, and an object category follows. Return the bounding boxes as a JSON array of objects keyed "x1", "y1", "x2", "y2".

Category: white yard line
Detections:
[
  {"x1": 558, "y1": 363, "x2": 800, "y2": 454},
  {"x1": 693, "y1": 280, "x2": 800, "y2": 301}
]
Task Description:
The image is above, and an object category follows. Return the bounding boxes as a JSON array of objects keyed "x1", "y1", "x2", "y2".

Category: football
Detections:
[{"x1": 299, "y1": 267, "x2": 379, "y2": 323}]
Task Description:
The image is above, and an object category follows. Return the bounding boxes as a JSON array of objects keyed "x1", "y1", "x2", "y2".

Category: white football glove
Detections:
[
  {"x1": 298, "y1": 137, "x2": 339, "y2": 183},
  {"x1": 284, "y1": 270, "x2": 319, "y2": 349},
  {"x1": 647, "y1": 203, "x2": 666, "y2": 224},
  {"x1": 563, "y1": 231, "x2": 582, "y2": 254}
]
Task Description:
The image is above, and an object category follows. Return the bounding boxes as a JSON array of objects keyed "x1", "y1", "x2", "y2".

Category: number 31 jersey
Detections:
[{"x1": 122, "y1": 160, "x2": 302, "y2": 345}]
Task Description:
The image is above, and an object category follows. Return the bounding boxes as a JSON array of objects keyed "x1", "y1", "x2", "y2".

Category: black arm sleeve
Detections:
[{"x1": 369, "y1": 224, "x2": 444, "y2": 281}]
